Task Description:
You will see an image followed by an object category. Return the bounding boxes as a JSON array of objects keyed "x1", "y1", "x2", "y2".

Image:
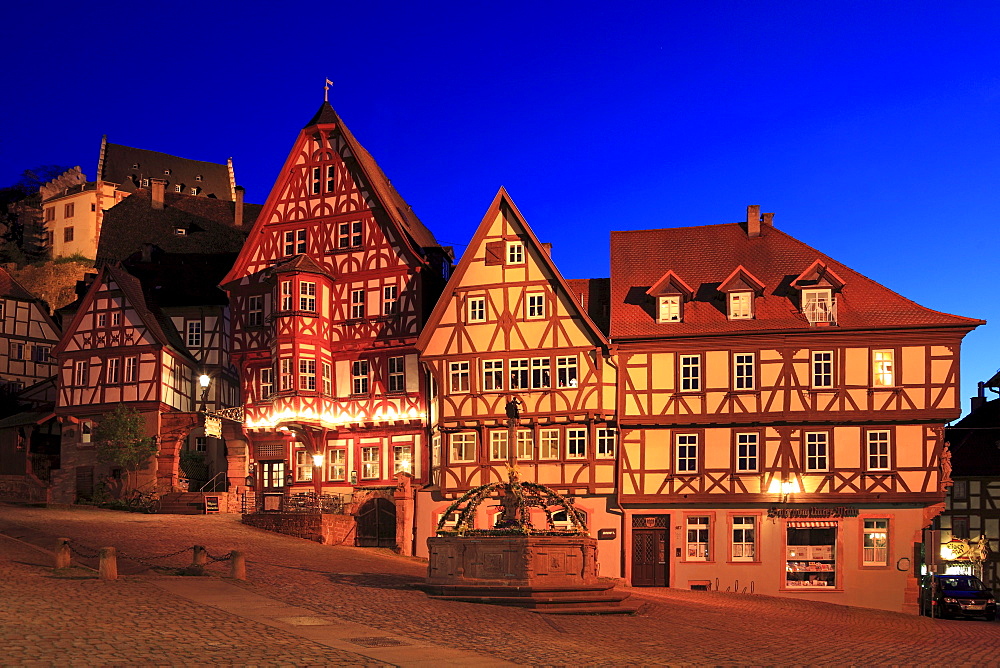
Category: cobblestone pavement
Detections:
[{"x1": 1, "y1": 504, "x2": 998, "y2": 667}]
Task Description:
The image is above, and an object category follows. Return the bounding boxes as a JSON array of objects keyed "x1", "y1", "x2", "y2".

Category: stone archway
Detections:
[{"x1": 158, "y1": 413, "x2": 203, "y2": 492}]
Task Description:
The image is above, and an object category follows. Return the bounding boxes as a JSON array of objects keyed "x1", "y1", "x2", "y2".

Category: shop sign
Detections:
[
  {"x1": 767, "y1": 506, "x2": 859, "y2": 519},
  {"x1": 204, "y1": 415, "x2": 222, "y2": 438},
  {"x1": 597, "y1": 528, "x2": 616, "y2": 540}
]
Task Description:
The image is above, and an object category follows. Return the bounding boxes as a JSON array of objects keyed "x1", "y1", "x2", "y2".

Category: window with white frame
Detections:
[
  {"x1": 112, "y1": 312, "x2": 121, "y2": 326},
  {"x1": 686, "y1": 516, "x2": 710, "y2": 560},
  {"x1": 680, "y1": 354, "x2": 701, "y2": 392},
  {"x1": 361, "y1": 446, "x2": 380, "y2": 480},
  {"x1": 432, "y1": 434, "x2": 442, "y2": 470},
  {"x1": 658, "y1": 295, "x2": 681, "y2": 323},
  {"x1": 873, "y1": 350, "x2": 894, "y2": 387},
  {"x1": 124, "y1": 356, "x2": 138, "y2": 383},
  {"x1": 337, "y1": 221, "x2": 363, "y2": 248},
  {"x1": 449, "y1": 361, "x2": 470, "y2": 393},
  {"x1": 732, "y1": 516, "x2": 755, "y2": 561},
  {"x1": 526, "y1": 293, "x2": 545, "y2": 319},
  {"x1": 281, "y1": 281, "x2": 293, "y2": 311},
  {"x1": 596, "y1": 428, "x2": 615, "y2": 458},
  {"x1": 482, "y1": 359, "x2": 503, "y2": 391},
  {"x1": 98, "y1": 313, "x2": 107, "y2": 328},
  {"x1": 296, "y1": 229, "x2": 307, "y2": 254},
  {"x1": 567, "y1": 428, "x2": 587, "y2": 458},
  {"x1": 728, "y1": 291, "x2": 753, "y2": 319},
  {"x1": 530, "y1": 357, "x2": 550, "y2": 389},
  {"x1": 299, "y1": 282, "x2": 316, "y2": 311},
  {"x1": 10, "y1": 342, "x2": 24, "y2": 360},
  {"x1": 311, "y1": 167, "x2": 321, "y2": 194},
  {"x1": 867, "y1": 430, "x2": 890, "y2": 470},
  {"x1": 186, "y1": 321, "x2": 202, "y2": 348},
  {"x1": 676, "y1": 434, "x2": 698, "y2": 473},
  {"x1": 106, "y1": 358, "x2": 120, "y2": 384},
  {"x1": 260, "y1": 367, "x2": 273, "y2": 397},
  {"x1": 350, "y1": 289, "x2": 365, "y2": 319},
  {"x1": 74, "y1": 360, "x2": 88, "y2": 386},
  {"x1": 382, "y1": 285, "x2": 398, "y2": 315},
  {"x1": 805, "y1": 432, "x2": 829, "y2": 471},
  {"x1": 556, "y1": 356, "x2": 578, "y2": 388},
  {"x1": 812, "y1": 351, "x2": 833, "y2": 388},
  {"x1": 509, "y1": 359, "x2": 528, "y2": 390},
  {"x1": 32, "y1": 345, "x2": 50, "y2": 363},
  {"x1": 393, "y1": 445, "x2": 413, "y2": 474},
  {"x1": 280, "y1": 358, "x2": 293, "y2": 391},
  {"x1": 450, "y1": 432, "x2": 476, "y2": 462},
  {"x1": 862, "y1": 519, "x2": 889, "y2": 566},
  {"x1": 248, "y1": 295, "x2": 263, "y2": 326},
  {"x1": 299, "y1": 358, "x2": 316, "y2": 390},
  {"x1": 539, "y1": 429, "x2": 560, "y2": 459},
  {"x1": 490, "y1": 431, "x2": 509, "y2": 461},
  {"x1": 328, "y1": 449, "x2": 346, "y2": 481},
  {"x1": 387, "y1": 356, "x2": 405, "y2": 393},
  {"x1": 736, "y1": 433, "x2": 758, "y2": 472},
  {"x1": 351, "y1": 360, "x2": 369, "y2": 395},
  {"x1": 507, "y1": 241, "x2": 524, "y2": 264},
  {"x1": 467, "y1": 297, "x2": 486, "y2": 323},
  {"x1": 284, "y1": 230, "x2": 296, "y2": 255},
  {"x1": 733, "y1": 353, "x2": 755, "y2": 390},
  {"x1": 322, "y1": 363, "x2": 331, "y2": 395},
  {"x1": 296, "y1": 450, "x2": 313, "y2": 481},
  {"x1": 802, "y1": 288, "x2": 834, "y2": 323},
  {"x1": 517, "y1": 429, "x2": 534, "y2": 459}
]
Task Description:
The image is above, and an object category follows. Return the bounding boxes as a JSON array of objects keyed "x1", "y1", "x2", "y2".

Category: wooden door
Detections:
[
  {"x1": 632, "y1": 515, "x2": 669, "y2": 586},
  {"x1": 355, "y1": 498, "x2": 397, "y2": 548}
]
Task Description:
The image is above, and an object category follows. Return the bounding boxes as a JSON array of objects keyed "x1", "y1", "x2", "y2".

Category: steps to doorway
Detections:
[{"x1": 158, "y1": 492, "x2": 206, "y2": 515}]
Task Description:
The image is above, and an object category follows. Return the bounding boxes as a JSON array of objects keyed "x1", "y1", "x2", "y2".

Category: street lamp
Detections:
[
  {"x1": 198, "y1": 374, "x2": 211, "y2": 411},
  {"x1": 311, "y1": 452, "x2": 325, "y2": 498}
]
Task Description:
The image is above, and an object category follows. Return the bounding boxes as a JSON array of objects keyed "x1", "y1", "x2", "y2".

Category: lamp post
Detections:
[
  {"x1": 311, "y1": 452, "x2": 324, "y2": 499},
  {"x1": 198, "y1": 374, "x2": 211, "y2": 411}
]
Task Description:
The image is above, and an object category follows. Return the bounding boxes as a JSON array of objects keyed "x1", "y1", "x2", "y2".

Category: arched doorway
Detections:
[{"x1": 355, "y1": 497, "x2": 396, "y2": 548}]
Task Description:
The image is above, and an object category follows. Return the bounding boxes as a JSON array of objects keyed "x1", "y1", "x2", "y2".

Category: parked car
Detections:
[{"x1": 920, "y1": 574, "x2": 996, "y2": 621}]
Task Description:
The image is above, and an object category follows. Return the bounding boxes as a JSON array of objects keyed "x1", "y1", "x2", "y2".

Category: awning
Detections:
[{"x1": 788, "y1": 520, "x2": 839, "y2": 528}]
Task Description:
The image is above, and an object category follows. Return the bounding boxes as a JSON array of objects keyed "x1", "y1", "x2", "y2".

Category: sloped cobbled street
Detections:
[{"x1": 0, "y1": 503, "x2": 997, "y2": 666}]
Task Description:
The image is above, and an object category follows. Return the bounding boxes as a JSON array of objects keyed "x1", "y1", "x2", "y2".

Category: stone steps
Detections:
[
  {"x1": 158, "y1": 492, "x2": 206, "y2": 515},
  {"x1": 415, "y1": 583, "x2": 638, "y2": 614}
]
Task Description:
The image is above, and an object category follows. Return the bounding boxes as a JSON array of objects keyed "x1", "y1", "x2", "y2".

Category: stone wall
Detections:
[
  {"x1": 241, "y1": 512, "x2": 356, "y2": 545},
  {"x1": 0, "y1": 474, "x2": 49, "y2": 504}
]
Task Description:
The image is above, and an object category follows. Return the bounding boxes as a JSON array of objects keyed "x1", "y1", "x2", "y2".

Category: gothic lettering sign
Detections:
[{"x1": 767, "y1": 506, "x2": 859, "y2": 519}]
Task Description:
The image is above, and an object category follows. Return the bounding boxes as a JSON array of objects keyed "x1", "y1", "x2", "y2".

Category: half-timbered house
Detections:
[
  {"x1": 415, "y1": 189, "x2": 620, "y2": 573},
  {"x1": 0, "y1": 266, "x2": 61, "y2": 393},
  {"x1": 609, "y1": 205, "x2": 982, "y2": 612},
  {"x1": 222, "y1": 102, "x2": 450, "y2": 548}
]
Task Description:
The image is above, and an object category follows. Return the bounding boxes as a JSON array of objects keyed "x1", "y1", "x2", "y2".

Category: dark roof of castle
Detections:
[{"x1": 100, "y1": 141, "x2": 233, "y2": 200}]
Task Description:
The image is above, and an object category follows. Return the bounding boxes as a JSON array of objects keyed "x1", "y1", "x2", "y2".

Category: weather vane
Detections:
[{"x1": 324, "y1": 78, "x2": 333, "y2": 102}]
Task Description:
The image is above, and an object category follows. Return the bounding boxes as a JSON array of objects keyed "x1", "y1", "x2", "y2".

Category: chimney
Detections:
[
  {"x1": 540, "y1": 242, "x2": 552, "y2": 257},
  {"x1": 747, "y1": 205, "x2": 761, "y2": 237},
  {"x1": 970, "y1": 381, "x2": 986, "y2": 413},
  {"x1": 234, "y1": 185, "x2": 245, "y2": 227},
  {"x1": 151, "y1": 178, "x2": 166, "y2": 210},
  {"x1": 762, "y1": 212, "x2": 774, "y2": 227}
]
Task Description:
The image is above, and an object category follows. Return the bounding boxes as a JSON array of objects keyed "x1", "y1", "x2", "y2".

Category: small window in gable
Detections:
[
  {"x1": 174, "y1": 184, "x2": 183, "y2": 192},
  {"x1": 507, "y1": 242, "x2": 524, "y2": 265},
  {"x1": 728, "y1": 292, "x2": 753, "y2": 319},
  {"x1": 792, "y1": 260, "x2": 845, "y2": 326},
  {"x1": 658, "y1": 295, "x2": 681, "y2": 323},
  {"x1": 719, "y1": 266, "x2": 764, "y2": 322},
  {"x1": 647, "y1": 270, "x2": 694, "y2": 324}
]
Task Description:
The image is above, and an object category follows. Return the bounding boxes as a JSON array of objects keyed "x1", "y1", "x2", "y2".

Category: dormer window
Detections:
[
  {"x1": 174, "y1": 184, "x2": 183, "y2": 192},
  {"x1": 141, "y1": 178, "x2": 149, "y2": 187},
  {"x1": 132, "y1": 163, "x2": 139, "y2": 169},
  {"x1": 658, "y1": 295, "x2": 681, "y2": 323},
  {"x1": 792, "y1": 260, "x2": 845, "y2": 326},
  {"x1": 646, "y1": 269, "x2": 694, "y2": 324},
  {"x1": 164, "y1": 169, "x2": 171, "y2": 175},
  {"x1": 728, "y1": 292, "x2": 753, "y2": 319},
  {"x1": 719, "y1": 265, "x2": 765, "y2": 321},
  {"x1": 195, "y1": 175, "x2": 203, "y2": 181},
  {"x1": 174, "y1": 227, "x2": 187, "y2": 236},
  {"x1": 802, "y1": 288, "x2": 835, "y2": 324}
]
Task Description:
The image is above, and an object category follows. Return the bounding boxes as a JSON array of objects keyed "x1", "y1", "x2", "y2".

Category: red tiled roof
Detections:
[
  {"x1": 609, "y1": 222, "x2": 983, "y2": 339},
  {"x1": 0, "y1": 266, "x2": 39, "y2": 302}
]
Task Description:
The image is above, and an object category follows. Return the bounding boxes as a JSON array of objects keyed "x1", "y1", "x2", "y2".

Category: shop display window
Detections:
[{"x1": 785, "y1": 524, "x2": 837, "y2": 588}]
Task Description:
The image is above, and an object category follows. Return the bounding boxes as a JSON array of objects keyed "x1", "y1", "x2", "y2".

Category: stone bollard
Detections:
[
  {"x1": 99, "y1": 547, "x2": 117, "y2": 580},
  {"x1": 229, "y1": 551, "x2": 246, "y2": 580},
  {"x1": 192, "y1": 545, "x2": 207, "y2": 567},
  {"x1": 55, "y1": 538, "x2": 72, "y2": 569}
]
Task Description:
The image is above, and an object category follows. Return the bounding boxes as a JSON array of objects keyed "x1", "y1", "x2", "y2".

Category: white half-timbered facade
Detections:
[{"x1": 0, "y1": 268, "x2": 61, "y2": 392}]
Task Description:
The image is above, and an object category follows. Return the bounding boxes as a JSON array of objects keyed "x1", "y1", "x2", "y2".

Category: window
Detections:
[
  {"x1": 106, "y1": 358, "x2": 120, "y2": 384},
  {"x1": 163, "y1": 169, "x2": 171, "y2": 175},
  {"x1": 299, "y1": 358, "x2": 316, "y2": 390},
  {"x1": 338, "y1": 221, "x2": 363, "y2": 248},
  {"x1": 387, "y1": 356, "x2": 405, "y2": 393},
  {"x1": 296, "y1": 229, "x2": 307, "y2": 254},
  {"x1": 174, "y1": 184, "x2": 183, "y2": 193},
  {"x1": 952, "y1": 516, "x2": 970, "y2": 539},
  {"x1": 281, "y1": 281, "x2": 293, "y2": 311},
  {"x1": 322, "y1": 363, "x2": 331, "y2": 395},
  {"x1": 449, "y1": 361, "x2": 470, "y2": 393},
  {"x1": 567, "y1": 428, "x2": 587, "y2": 458},
  {"x1": 786, "y1": 525, "x2": 836, "y2": 588},
  {"x1": 190, "y1": 188, "x2": 198, "y2": 195},
  {"x1": 490, "y1": 431, "x2": 509, "y2": 461},
  {"x1": 141, "y1": 178, "x2": 149, "y2": 187},
  {"x1": 248, "y1": 296, "x2": 263, "y2": 326},
  {"x1": 736, "y1": 433, "x2": 758, "y2": 472},
  {"x1": 0, "y1": 302, "x2": 4, "y2": 321},
  {"x1": 326, "y1": 165, "x2": 335, "y2": 192},
  {"x1": 596, "y1": 428, "x2": 615, "y2": 458},
  {"x1": 260, "y1": 367, "x2": 273, "y2": 397},
  {"x1": 351, "y1": 360, "x2": 369, "y2": 395},
  {"x1": 64, "y1": 227, "x2": 74, "y2": 243},
  {"x1": 10, "y1": 342, "x2": 24, "y2": 360},
  {"x1": 728, "y1": 292, "x2": 752, "y2": 319},
  {"x1": 312, "y1": 167, "x2": 321, "y2": 194},
  {"x1": 394, "y1": 445, "x2": 413, "y2": 474},
  {"x1": 186, "y1": 321, "x2": 202, "y2": 348},
  {"x1": 680, "y1": 355, "x2": 701, "y2": 392},
  {"x1": 284, "y1": 230, "x2": 296, "y2": 255},
  {"x1": 658, "y1": 295, "x2": 681, "y2": 323},
  {"x1": 526, "y1": 293, "x2": 545, "y2": 319},
  {"x1": 467, "y1": 297, "x2": 486, "y2": 323},
  {"x1": 74, "y1": 360, "x2": 88, "y2": 386},
  {"x1": 867, "y1": 430, "x2": 891, "y2": 470},
  {"x1": 516, "y1": 429, "x2": 534, "y2": 459},
  {"x1": 361, "y1": 446, "x2": 380, "y2": 479},
  {"x1": 328, "y1": 449, "x2": 346, "y2": 481},
  {"x1": 507, "y1": 242, "x2": 524, "y2": 264},
  {"x1": 44, "y1": 207, "x2": 54, "y2": 222},
  {"x1": 112, "y1": 312, "x2": 121, "y2": 326},
  {"x1": 530, "y1": 357, "x2": 550, "y2": 389},
  {"x1": 812, "y1": 351, "x2": 833, "y2": 388},
  {"x1": 174, "y1": 227, "x2": 187, "y2": 236},
  {"x1": 64, "y1": 203, "x2": 74, "y2": 218},
  {"x1": 98, "y1": 313, "x2": 107, "y2": 328},
  {"x1": 280, "y1": 358, "x2": 293, "y2": 391},
  {"x1": 802, "y1": 288, "x2": 835, "y2": 324},
  {"x1": 873, "y1": 350, "x2": 895, "y2": 387},
  {"x1": 539, "y1": 429, "x2": 560, "y2": 459},
  {"x1": 81, "y1": 422, "x2": 92, "y2": 443},
  {"x1": 509, "y1": 359, "x2": 528, "y2": 390},
  {"x1": 350, "y1": 289, "x2": 365, "y2": 319},
  {"x1": 482, "y1": 360, "x2": 503, "y2": 391},
  {"x1": 732, "y1": 516, "x2": 756, "y2": 561},
  {"x1": 124, "y1": 356, "x2": 138, "y2": 383},
  {"x1": 195, "y1": 437, "x2": 207, "y2": 452},
  {"x1": 676, "y1": 434, "x2": 698, "y2": 473},
  {"x1": 299, "y1": 282, "x2": 316, "y2": 311},
  {"x1": 952, "y1": 480, "x2": 968, "y2": 501},
  {"x1": 733, "y1": 353, "x2": 755, "y2": 390},
  {"x1": 450, "y1": 433, "x2": 476, "y2": 462},
  {"x1": 686, "y1": 516, "x2": 710, "y2": 561},
  {"x1": 805, "y1": 432, "x2": 829, "y2": 472},
  {"x1": 295, "y1": 450, "x2": 313, "y2": 481},
  {"x1": 382, "y1": 285, "x2": 398, "y2": 315},
  {"x1": 862, "y1": 519, "x2": 889, "y2": 566},
  {"x1": 556, "y1": 356, "x2": 578, "y2": 388}
]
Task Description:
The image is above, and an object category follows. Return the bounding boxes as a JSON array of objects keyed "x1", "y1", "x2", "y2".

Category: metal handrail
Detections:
[{"x1": 198, "y1": 471, "x2": 228, "y2": 493}]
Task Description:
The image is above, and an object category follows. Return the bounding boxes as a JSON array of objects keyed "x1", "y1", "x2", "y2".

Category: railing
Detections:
[
  {"x1": 198, "y1": 471, "x2": 228, "y2": 493},
  {"x1": 241, "y1": 491, "x2": 352, "y2": 515},
  {"x1": 803, "y1": 297, "x2": 837, "y2": 325}
]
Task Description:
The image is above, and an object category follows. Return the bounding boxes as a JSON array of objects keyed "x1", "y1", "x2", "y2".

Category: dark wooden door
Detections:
[
  {"x1": 632, "y1": 515, "x2": 669, "y2": 586},
  {"x1": 355, "y1": 498, "x2": 397, "y2": 548}
]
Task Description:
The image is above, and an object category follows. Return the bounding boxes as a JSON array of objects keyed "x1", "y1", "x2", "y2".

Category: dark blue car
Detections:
[{"x1": 920, "y1": 574, "x2": 996, "y2": 621}]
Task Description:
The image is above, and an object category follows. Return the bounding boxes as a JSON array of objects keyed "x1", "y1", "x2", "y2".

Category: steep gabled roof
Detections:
[
  {"x1": 99, "y1": 139, "x2": 234, "y2": 200},
  {"x1": 792, "y1": 259, "x2": 846, "y2": 291},
  {"x1": 646, "y1": 270, "x2": 695, "y2": 300},
  {"x1": 610, "y1": 221, "x2": 984, "y2": 339},
  {"x1": 273, "y1": 253, "x2": 333, "y2": 278},
  {"x1": 0, "y1": 265, "x2": 40, "y2": 302}
]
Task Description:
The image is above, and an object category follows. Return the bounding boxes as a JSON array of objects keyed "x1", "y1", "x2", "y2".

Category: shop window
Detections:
[
  {"x1": 731, "y1": 516, "x2": 756, "y2": 561},
  {"x1": 785, "y1": 523, "x2": 836, "y2": 588},
  {"x1": 862, "y1": 519, "x2": 889, "y2": 566},
  {"x1": 686, "y1": 516, "x2": 710, "y2": 561}
]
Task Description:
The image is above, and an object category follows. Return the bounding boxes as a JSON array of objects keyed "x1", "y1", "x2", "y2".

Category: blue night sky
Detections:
[{"x1": 3, "y1": 1, "x2": 998, "y2": 414}]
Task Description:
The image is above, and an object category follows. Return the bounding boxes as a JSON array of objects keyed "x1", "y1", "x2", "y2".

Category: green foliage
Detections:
[
  {"x1": 52, "y1": 253, "x2": 93, "y2": 265},
  {"x1": 93, "y1": 404, "x2": 158, "y2": 488}
]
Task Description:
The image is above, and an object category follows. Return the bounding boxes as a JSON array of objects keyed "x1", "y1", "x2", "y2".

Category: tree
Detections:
[{"x1": 93, "y1": 404, "x2": 158, "y2": 491}]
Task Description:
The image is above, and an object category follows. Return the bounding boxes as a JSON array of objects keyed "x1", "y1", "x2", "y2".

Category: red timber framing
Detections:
[{"x1": 222, "y1": 102, "x2": 450, "y2": 528}]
